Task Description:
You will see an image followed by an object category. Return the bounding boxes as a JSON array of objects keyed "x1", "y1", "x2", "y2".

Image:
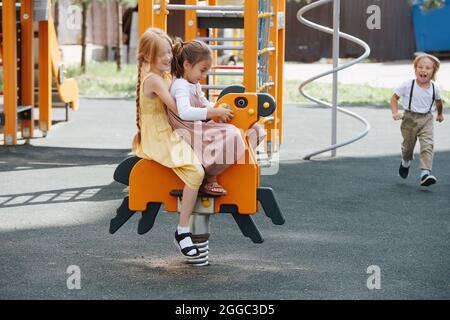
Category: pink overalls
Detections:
[{"x1": 167, "y1": 91, "x2": 266, "y2": 177}]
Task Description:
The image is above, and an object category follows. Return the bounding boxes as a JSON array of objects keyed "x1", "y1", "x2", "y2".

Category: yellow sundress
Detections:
[{"x1": 132, "y1": 71, "x2": 204, "y2": 189}]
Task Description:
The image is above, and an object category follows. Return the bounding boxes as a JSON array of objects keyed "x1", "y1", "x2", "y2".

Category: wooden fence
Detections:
[
  {"x1": 285, "y1": 0, "x2": 417, "y2": 62},
  {"x1": 54, "y1": 0, "x2": 418, "y2": 62}
]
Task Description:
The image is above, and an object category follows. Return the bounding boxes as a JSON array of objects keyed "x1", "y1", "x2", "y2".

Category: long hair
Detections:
[
  {"x1": 414, "y1": 53, "x2": 440, "y2": 81},
  {"x1": 133, "y1": 28, "x2": 173, "y2": 148},
  {"x1": 171, "y1": 38, "x2": 212, "y2": 79}
]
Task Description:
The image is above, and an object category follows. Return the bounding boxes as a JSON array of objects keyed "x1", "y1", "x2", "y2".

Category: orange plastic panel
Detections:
[
  {"x1": 215, "y1": 148, "x2": 258, "y2": 214},
  {"x1": 214, "y1": 93, "x2": 259, "y2": 131},
  {"x1": 129, "y1": 159, "x2": 184, "y2": 212},
  {"x1": 58, "y1": 79, "x2": 79, "y2": 110},
  {"x1": 48, "y1": 9, "x2": 79, "y2": 110},
  {"x1": 212, "y1": 92, "x2": 260, "y2": 214}
]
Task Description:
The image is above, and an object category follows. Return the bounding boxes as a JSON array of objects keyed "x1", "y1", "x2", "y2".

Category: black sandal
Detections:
[{"x1": 174, "y1": 230, "x2": 200, "y2": 257}]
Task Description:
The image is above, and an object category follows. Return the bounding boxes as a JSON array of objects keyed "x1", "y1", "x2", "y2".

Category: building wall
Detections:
[
  {"x1": 286, "y1": 0, "x2": 417, "y2": 62},
  {"x1": 55, "y1": 0, "x2": 124, "y2": 64},
  {"x1": 56, "y1": 0, "x2": 120, "y2": 47},
  {"x1": 54, "y1": 0, "x2": 418, "y2": 63}
]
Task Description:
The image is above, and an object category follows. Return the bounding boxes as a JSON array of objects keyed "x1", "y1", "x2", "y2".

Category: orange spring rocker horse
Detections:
[{"x1": 110, "y1": 86, "x2": 285, "y2": 266}]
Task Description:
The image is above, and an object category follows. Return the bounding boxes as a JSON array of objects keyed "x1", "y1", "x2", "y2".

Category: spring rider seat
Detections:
[{"x1": 110, "y1": 86, "x2": 285, "y2": 266}]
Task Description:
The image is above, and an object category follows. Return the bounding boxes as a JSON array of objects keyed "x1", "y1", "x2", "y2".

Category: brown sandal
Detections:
[{"x1": 200, "y1": 181, "x2": 227, "y2": 196}]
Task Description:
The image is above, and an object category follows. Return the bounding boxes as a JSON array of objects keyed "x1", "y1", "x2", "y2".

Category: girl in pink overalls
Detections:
[{"x1": 169, "y1": 39, "x2": 266, "y2": 196}]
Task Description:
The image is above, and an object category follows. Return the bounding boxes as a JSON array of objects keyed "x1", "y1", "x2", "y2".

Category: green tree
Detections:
[
  {"x1": 71, "y1": 0, "x2": 136, "y2": 72},
  {"x1": 70, "y1": 0, "x2": 91, "y2": 73},
  {"x1": 412, "y1": 0, "x2": 446, "y2": 11},
  {"x1": 114, "y1": 0, "x2": 137, "y2": 71}
]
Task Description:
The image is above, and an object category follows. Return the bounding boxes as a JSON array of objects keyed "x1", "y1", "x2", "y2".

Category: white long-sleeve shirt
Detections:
[{"x1": 170, "y1": 78, "x2": 214, "y2": 121}]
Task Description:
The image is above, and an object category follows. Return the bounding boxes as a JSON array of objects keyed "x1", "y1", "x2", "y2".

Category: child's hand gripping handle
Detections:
[{"x1": 212, "y1": 86, "x2": 276, "y2": 131}]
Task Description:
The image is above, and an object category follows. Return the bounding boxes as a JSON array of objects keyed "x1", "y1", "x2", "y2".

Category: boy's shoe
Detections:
[
  {"x1": 420, "y1": 174, "x2": 437, "y2": 186},
  {"x1": 398, "y1": 163, "x2": 410, "y2": 179}
]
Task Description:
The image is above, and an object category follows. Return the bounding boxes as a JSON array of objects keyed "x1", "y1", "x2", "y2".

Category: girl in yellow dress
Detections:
[{"x1": 132, "y1": 28, "x2": 205, "y2": 257}]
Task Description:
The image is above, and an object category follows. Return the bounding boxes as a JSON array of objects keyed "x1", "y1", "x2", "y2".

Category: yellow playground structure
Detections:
[
  {"x1": 111, "y1": 0, "x2": 286, "y2": 266},
  {"x1": 0, "y1": 0, "x2": 79, "y2": 145},
  {"x1": 138, "y1": 0, "x2": 286, "y2": 153}
]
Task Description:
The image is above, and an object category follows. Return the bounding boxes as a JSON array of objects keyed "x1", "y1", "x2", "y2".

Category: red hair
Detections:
[{"x1": 133, "y1": 28, "x2": 173, "y2": 148}]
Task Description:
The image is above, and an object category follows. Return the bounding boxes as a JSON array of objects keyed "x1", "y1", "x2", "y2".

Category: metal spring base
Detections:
[
  {"x1": 186, "y1": 239, "x2": 210, "y2": 267},
  {"x1": 187, "y1": 215, "x2": 211, "y2": 267}
]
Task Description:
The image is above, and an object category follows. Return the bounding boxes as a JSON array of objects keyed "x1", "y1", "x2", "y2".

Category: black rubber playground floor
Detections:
[{"x1": 0, "y1": 99, "x2": 449, "y2": 299}]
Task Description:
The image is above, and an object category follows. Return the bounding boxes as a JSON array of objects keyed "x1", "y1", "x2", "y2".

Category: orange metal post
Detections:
[
  {"x1": 2, "y1": 0, "x2": 18, "y2": 145},
  {"x1": 21, "y1": 0, "x2": 34, "y2": 139},
  {"x1": 138, "y1": 0, "x2": 154, "y2": 38},
  {"x1": 266, "y1": 0, "x2": 279, "y2": 152},
  {"x1": 243, "y1": 0, "x2": 258, "y2": 93},
  {"x1": 268, "y1": 0, "x2": 279, "y2": 100},
  {"x1": 276, "y1": 0, "x2": 286, "y2": 144},
  {"x1": 154, "y1": 0, "x2": 168, "y2": 31},
  {"x1": 185, "y1": 0, "x2": 198, "y2": 41},
  {"x1": 38, "y1": 17, "x2": 52, "y2": 135},
  {"x1": 208, "y1": 0, "x2": 218, "y2": 95},
  {"x1": 198, "y1": 28, "x2": 208, "y2": 90}
]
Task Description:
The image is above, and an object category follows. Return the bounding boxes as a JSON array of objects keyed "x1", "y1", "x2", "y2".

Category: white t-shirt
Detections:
[
  {"x1": 170, "y1": 78, "x2": 214, "y2": 121},
  {"x1": 395, "y1": 79, "x2": 441, "y2": 113}
]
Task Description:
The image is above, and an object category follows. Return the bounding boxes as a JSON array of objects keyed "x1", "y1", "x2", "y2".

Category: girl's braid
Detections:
[{"x1": 134, "y1": 57, "x2": 144, "y2": 144}]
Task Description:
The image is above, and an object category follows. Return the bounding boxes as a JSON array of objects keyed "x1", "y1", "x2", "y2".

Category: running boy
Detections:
[{"x1": 391, "y1": 53, "x2": 444, "y2": 186}]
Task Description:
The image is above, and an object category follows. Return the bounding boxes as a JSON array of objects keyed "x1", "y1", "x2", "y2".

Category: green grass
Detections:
[
  {"x1": 65, "y1": 62, "x2": 137, "y2": 98},
  {"x1": 284, "y1": 81, "x2": 396, "y2": 107},
  {"x1": 70, "y1": 62, "x2": 448, "y2": 107},
  {"x1": 3, "y1": 61, "x2": 448, "y2": 107},
  {"x1": 215, "y1": 75, "x2": 394, "y2": 107}
]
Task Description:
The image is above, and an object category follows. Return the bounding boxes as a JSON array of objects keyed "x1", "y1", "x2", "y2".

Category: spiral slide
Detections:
[{"x1": 297, "y1": 0, "x2": 371, "y2": 160}]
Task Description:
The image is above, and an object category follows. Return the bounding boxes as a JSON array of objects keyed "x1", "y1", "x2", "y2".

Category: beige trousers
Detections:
[{"x1": 400, "y1": 111, "x2": 434, "y2": 170}]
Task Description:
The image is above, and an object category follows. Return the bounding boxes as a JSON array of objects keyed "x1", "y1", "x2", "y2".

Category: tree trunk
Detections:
[
  {"x1": 116, "y1": 1, "x2": 123, "y2": 72},
  {"x1": 54, "y1": 1, "x2": 59, "y2": 36},
  {"x1": 81, "y1": 1, "x2": 88, "y2": 73}
]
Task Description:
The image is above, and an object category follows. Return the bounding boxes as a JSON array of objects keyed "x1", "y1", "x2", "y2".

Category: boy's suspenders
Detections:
[
  {"x1": 408, "y1": 79, "x2": 436, "y2": 113},
  {"x1": 429, "y1": 83, "x2": 435, "y2": 112},
  {"x1": 408, "y1": 80, "x2": 415, "y2": 111}
]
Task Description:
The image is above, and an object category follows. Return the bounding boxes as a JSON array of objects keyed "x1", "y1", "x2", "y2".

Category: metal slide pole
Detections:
[
  {"x1": 297, "y1": 0, "x2": 371, "y2": 160},
  {"x1": 331, "y1": 0, "x2": 340, "y2": 157},
  {"x1": 165, "y1": 4, "x2": 243, "y2": 11}
]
